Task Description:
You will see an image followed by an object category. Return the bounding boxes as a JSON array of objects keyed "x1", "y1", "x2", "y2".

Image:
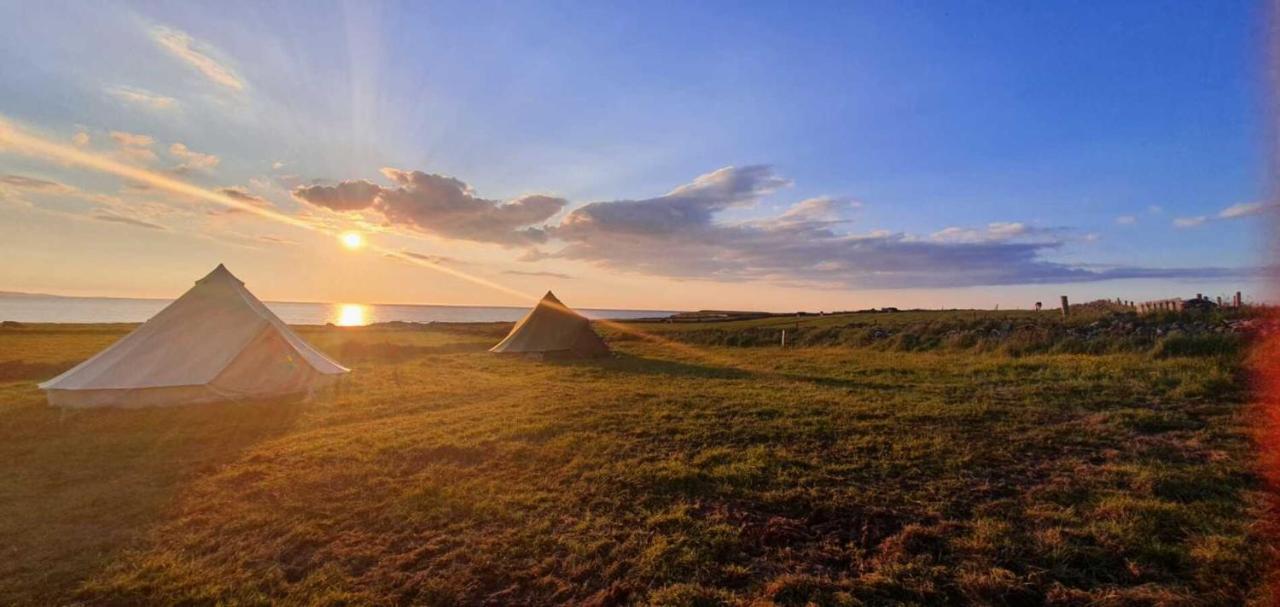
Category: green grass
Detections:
[{"x1": 0, "y1": 317, "x2": 1271, "y2": 605}]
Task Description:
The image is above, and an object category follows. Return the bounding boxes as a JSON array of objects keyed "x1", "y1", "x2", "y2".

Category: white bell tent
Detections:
[{"x1": 39, "y1": 264, "x2": 349, "y2": 407}]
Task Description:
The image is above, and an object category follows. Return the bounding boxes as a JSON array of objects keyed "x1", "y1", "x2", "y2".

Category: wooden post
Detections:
[
  {"x1": 1060, "y1": 296, "x2": 1069, "y2": 318},
  {"x1": 1235, "y1": 291, "x2": 1242, "y2": 308},
  {"x1": 780, "y1": 329, "x2": 787, "y2": 348}
]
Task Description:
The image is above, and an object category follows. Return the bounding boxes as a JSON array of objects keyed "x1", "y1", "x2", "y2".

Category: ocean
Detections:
[{"x1": 0, "y1": 295, "x2": 676, "y2": 326}]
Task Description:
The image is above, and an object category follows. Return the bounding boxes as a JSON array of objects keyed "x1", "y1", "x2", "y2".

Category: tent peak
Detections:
[{"x1": 197, "y1": 263, "x2": 243, "y2": 285}]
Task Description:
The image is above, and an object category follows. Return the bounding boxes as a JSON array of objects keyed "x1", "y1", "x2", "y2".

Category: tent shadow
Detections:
[
  {"x1": 334, "y1": 340, "x2": 492, "y2": 363},
  {"x1": 0, "y1": 389, "x2": 309, "y2": 604},
  {"x1": 0, "y1": 359, "x2": 83, "y2": 383},
  {"x1": 556, "y1": 352, "x2": 755, "y2": 380}
]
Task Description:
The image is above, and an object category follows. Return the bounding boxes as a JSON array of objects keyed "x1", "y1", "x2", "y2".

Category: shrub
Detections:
[{"x1": 1151, "y1": 334, "x2": 1244, "y2": 359}]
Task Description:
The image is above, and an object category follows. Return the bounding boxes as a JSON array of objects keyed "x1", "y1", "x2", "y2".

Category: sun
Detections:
[{"x1": 339, "y1": 231, "x2": 364, "y2": 250}]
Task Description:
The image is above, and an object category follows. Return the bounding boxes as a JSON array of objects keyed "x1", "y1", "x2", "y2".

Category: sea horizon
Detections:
[{"x1": 0, "y1": 292, "x2": 680, "y2": 326}]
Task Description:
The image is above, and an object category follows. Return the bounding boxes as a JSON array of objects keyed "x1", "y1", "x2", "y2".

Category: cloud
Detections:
[
  {"x1": 1218, "y1": 202, "x2": 1268, "y2": 219},
  {"x1": 1173, "y1": 216, "x2": 1208, "y2": 228},
  {"x1": 397, "y1": 251, "x2": 462, "y2": 265},
  {"x1": 1148, "y1": 205, "x2": 1164, "y2": 215},
  {"x1": 503, "y1": 270, "x2": 574, "y2": 279},
  {"x1": 256, "y1": 235, "x2": 297, "y2": 245},
  {"x1": 216, "y1": 187, "x2": 271, "y2": 207},
  {"x1": 0, "y1": 174, "x2": 69, "y2": 191},
  {"x1": 928, "y1": 222, "x2": 1048, "y2": 244},
  {"x1": 1115, "y1": 215, "x2": 1136, "y2": 225},
  {"x1": 205, "y1": 187, "x2": 274, "y2": 215},
  {"x1": 109, "y1": 131, "x2": 157, "y2": 164},
  {"x1": 169, "y1": 143, "x2": 220, "y2": 173},
  {"x1": 544, "y1": 166, "x2": 1249, "y2": 289},
  {"x1": 105, "y1": 85, "x2": 177, "y2": 110},
  {"x1": 71, "y1": 131, "x2": 90, "y2": 147},
  {"x1": 150, "y1": 26, "x2": 245, "y2": 91},
  {"x1": 292, "y1": 168, "x2": 567, "y2": 245},
  {"x1": 91, "y1": 213, "x2": 167, "y2": 230},
  {"x1": 558, "y1": 165, "x2": 786, "y2": 238},
  {"x1": 292, "y1": 180, "x2": 381, "y2": 211},
  {"x1": 773, "y1": 197, "x2": 860, "y2": 224},
  {"x1": 110, "y1": 131, "x2": 153, "y2": 147},
  {"x1": 1174, "y1": 202, "x2": 1273, "y2": 228},
  {"x1": 296, "y1": 164, "x2": 1254, "y2": 289}
]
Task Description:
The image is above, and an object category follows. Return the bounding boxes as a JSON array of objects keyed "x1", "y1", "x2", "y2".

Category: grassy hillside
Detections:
[
  {"x1": 0, "y1": 315, "x2": 1273, "y2": 605},
  {"x1": 623, "y1": 308, "x2": 1257, "y2": 355}
]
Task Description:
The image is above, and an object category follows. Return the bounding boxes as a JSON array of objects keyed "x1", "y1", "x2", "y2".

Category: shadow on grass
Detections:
[
  {"x1": 552, "y1": 352, "x2": 884, "y2": 392},
  {"x1": 334, "y1": 340, "x2": 492, "y2": 363},
  {"x1": 555, "y1": 352, "x2": 755, "y2": 380},
  {"x1": 0, "y1": 390, "x2": 309, "y2": 604},
  {"x1": 0, "y1": 359, "x2": 80, "y2": 382}
]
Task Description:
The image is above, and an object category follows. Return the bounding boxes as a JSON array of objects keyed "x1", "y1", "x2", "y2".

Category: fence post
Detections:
[
  {"x1": 1060, "y1": 295, "x2": 1069, "y2": 318},
  {"x1": 1235, "y1": 291, "x2": 1243, "y2": 308},
  {"x1": 780, "y1": 329, "x2": 787, "y2": 348}
]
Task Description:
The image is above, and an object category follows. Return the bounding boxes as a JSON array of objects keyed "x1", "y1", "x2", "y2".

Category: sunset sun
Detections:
[{"x1": 339, "y1": 231, "x2": 364, "y2": 250}]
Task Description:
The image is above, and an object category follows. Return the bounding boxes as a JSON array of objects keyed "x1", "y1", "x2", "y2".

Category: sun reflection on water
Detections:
[{"x1": 334, "y1": 303, "x2": 369, "y2": 326}]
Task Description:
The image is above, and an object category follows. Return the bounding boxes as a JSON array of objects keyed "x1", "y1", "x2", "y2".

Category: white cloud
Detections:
[
  {"x1": 1173, "y1": 216, "x2": 1207, "y2": 228},
  {"x1": 1218, "y1": 202, "x2": 1266, "y2": 219},
  {"x1": 1170, "y1": 201, "x2": 1272, "y2": 229},
  {"x1": 1148, "y1": 205, "x2": 1164, "y2": 215},
  {"x1": 1115, "y1": 215, "x2": 1136, "y2": 225},
  {"x1": 105, "y1": 85, "x2": 177, "y2": 110},
  {"x1": 774, "y1": 197, "x2": 859, "y2": 224},
  {"x1": 929, "y1": 222, "x2": 1044, "y2": 244},
  {"x1": 150, "y1": 26, "x2": 245, "y2": 91},
  {"x1": 110, "y1": 131, "x2": 153, "y2": 148},
  {"x1": 168, "y1": 143, "x2": 220, "y2": 173},
  {"x1": 71, "y1": 131, "x2": 90, "y2": 147},
  {"x1": 109, "y1": 130, "x2": 157, "y2": 164}
]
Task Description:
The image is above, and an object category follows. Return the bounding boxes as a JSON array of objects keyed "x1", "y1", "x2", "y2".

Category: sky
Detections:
[{"x1": 0, "y1": 0, "x2": 1271, "y2": 311}]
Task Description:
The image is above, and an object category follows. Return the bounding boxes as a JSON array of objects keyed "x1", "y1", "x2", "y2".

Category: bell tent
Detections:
[
  {"x1": 490, "y1": 291, "x2": 610, "y2": 358},
  {"x1": 39, "y1": 264, "x2": 349, "y2": 408}
]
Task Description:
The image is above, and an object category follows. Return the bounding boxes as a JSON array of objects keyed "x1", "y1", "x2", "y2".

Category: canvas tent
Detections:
[
  {"x1": 490, "y1": 291, "x2": 610, "y2": 358},
  {"x1": 39, "y1": 264, "x2": 348, "y2": 408}
]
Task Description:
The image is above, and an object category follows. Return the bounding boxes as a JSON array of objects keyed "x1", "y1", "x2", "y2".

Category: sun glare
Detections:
[
  {"x1": 339, "y1": 231, "x2": 364, "y2": 250},
  {"x1": 335, "y1": 303, "x2": 368, "y2": 326}
]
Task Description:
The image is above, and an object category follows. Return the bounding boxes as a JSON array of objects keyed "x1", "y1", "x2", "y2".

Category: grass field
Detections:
[{"x1": 0, "y1": 312, "x2": 1273, "y2": 605}]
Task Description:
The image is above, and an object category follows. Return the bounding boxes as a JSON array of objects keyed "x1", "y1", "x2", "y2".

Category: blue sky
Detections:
[{"x1": 0, "y1": 1, "x2": 1269, "y2": 310}]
